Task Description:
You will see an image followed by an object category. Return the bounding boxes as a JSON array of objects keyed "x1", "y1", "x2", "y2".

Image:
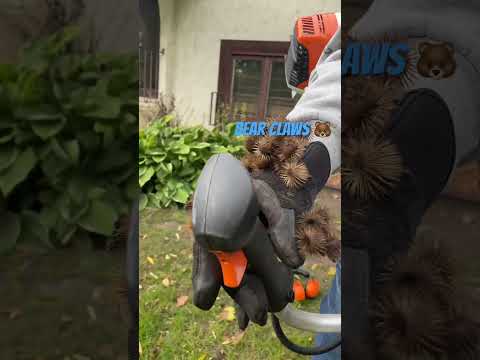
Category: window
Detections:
[{"x1": 216, "y1": 40, "x2": 298, "y2": 123}]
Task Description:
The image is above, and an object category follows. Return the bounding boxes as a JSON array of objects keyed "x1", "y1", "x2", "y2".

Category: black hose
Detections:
[{"x1": 271, "y1": 315, "x2": 341, "y2": 356}]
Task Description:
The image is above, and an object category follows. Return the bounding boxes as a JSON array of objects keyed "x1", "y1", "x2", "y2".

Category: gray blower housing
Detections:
[{"x1": 192, "y1": 153, "x2": 260, "y2": 252}]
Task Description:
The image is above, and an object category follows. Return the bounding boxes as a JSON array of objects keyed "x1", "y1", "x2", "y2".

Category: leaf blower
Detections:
[{"x1": 192, "y1": 153, "x2": 341, "y2": 355}]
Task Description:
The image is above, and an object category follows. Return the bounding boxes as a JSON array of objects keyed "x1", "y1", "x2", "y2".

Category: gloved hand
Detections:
[
  {"x1": 192, "y1": 141, "x2": 333, "y2": 329},
  {"x1": 249, "y1": 141, "x2": 333, "y2": 267}
]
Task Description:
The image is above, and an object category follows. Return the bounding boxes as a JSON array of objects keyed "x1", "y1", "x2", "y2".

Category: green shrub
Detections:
[
  {"x1": 139, "y1": 116, "x2": 245, "y2": 209},
  {"x1": 0, "y1": 27, "x2": 138, "y2": 253}
]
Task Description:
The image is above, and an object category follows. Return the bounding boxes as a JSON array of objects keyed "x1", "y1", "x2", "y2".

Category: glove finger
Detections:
[
  {"x1": 252, "y1": 179, "x2": 305, "y2": 268},
  {"x1": 192, "y1": 241, "x2": 222, "y2": 310},
  {"x1": 235, "y1": 304, "x2": 249, "y2": 331},
  {"x1": 269, "y1": 208, "x2": 305, "y2": 268},
  {"x1": 224, "y1": 274, "x2": 268, "y2": 326}
]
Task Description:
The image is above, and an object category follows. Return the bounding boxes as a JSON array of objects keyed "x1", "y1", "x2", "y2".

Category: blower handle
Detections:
[
  {"x1": 214, "y1": 218, "x2": 294, "y2": 313},
  {"x1": 244, "y1": 218, "x2": 294, "y2": 312}
]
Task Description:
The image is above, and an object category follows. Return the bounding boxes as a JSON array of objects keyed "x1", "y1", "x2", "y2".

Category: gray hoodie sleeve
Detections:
[{"x1": 286, "y1": 28, "x2": 341, "y2": 175}]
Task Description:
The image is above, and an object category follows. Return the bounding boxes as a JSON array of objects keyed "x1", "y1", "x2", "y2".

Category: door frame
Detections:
[{"x1": 217, "y1": 40, "x2": 290, "y2": 120}]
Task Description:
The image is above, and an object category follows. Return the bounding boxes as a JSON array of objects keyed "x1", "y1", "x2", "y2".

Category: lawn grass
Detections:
[{"x1": 139, "y1": 207, "x2": 336, "y2": 360}]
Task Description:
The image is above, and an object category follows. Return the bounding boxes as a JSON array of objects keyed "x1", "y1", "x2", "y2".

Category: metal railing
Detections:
[{"x1": 139, "y1": 47, "x2": 160, "y2": 99}]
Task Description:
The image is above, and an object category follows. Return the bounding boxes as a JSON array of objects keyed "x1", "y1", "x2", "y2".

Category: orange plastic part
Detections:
[
  {"x1": 213, "y1": 250, "x2": 248, "y2": 288},
  {"x1": 305, "y1": 278, "x2": 321, "y2": 299},
  {"x1": 295, "y1": 13, "x2": 339, "y2": 90},
  {"x1": 293, "y1": 279, "x2": 306, "y2": 302}
]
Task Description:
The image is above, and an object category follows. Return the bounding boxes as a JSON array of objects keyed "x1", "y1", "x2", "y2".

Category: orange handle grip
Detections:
[{"x1": 213, "y1": 250, "x2": 248, "y2": 288}]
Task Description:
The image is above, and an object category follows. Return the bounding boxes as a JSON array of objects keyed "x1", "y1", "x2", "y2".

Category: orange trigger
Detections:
[{"x1": 213, "y1": 250, "x2": 247, "y2": 288}]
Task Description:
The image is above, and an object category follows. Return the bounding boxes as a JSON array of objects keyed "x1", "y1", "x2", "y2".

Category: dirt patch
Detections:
[{"x1": 0, "y1": 240, "x2": 129, "y2": 359}]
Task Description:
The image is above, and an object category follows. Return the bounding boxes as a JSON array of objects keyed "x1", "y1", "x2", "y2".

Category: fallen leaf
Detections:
[
  {"x1": 169, "y1": 253, "x2": 178, "y2": 258},
  {"x1": 175, "y1": 233, "x2": 180, "y2": 240},
  {"x1": 311, "y1": 264, "x2": 319, "y2": 270},
  {"x1": 176, "y1": 295, "x2": 189, "y2": 307},
  {"x1": 222, "y1": 331, "x2": 245, "y2": 345},
  {"x1": 139, "y1": 342, "x2": 142, "y2": 355},
  {"x1": 219, "y1": 306, "x2": 236, "y2": 321},
  {"x1": 462, "y1": 213, "x2": 476, "y2": 225},
  {"x1": 150, "y1": 272, "x2": 159, "y2": 280},
  {"x1": 327, "y1": 267, "x2": 336, "y2": 277},
  {"x1": 87, "y1": 305, "x2": 97, "y2": 321},
  {"x1": 9, "y1": 308, "x2": 22, "y2": 320},
  {"x1": 214, "y1": 349, "x2": 226, "y2": 359},
  {"x1": 91, "y1": 287, "x2": 103, "y2": 302},
  {"x1": 147, "y1": 256, "x2": 155, "y2": 265},
  {"x1": 161, "y1": 277, "x2": 170, "y2": 287},
  {"x1": 198, "y1": 354, "x2": 207, "y2": 360},
  {"x1": 165, "y1": 254, "x2": 171, "y2": 260}
]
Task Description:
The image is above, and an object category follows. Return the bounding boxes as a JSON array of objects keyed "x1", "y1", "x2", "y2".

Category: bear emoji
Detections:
[
  {"x1": 314, "y1": 122, "x2": 331, "y2": 137},
  {"x1": 417, "y1": 42, "x2": 456, "y2": 79}
]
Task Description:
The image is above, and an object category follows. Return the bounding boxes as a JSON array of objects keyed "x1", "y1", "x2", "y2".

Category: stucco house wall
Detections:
[{"x1": 158, "y1": 0, "x2": 341, "y2": 126}]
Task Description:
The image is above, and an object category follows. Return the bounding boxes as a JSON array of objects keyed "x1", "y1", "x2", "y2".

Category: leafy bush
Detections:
[
  {"x1": 0, "y1": 27, "x2": 138, "y2": 253},
  {"x1": 139, "y1": 116, "x2": 245, "y2": 209}
]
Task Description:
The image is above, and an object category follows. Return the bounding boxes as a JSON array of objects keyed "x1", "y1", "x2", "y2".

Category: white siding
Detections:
[{"x1": 159, "y1": 0, "x2": 341, "y2": 125}]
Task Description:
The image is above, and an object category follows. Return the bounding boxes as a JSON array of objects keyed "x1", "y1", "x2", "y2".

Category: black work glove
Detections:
[
  {"x1": 192, "y1": 141, "x2": 332, "y2": 329},
  {"x1": 250, "y1": 141, "x2": 331, "y2": 267}
]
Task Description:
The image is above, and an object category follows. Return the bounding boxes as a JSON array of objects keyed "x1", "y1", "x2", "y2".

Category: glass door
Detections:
[{"x1": 228, "y1": 56, "x2": 298, "y2": 122}]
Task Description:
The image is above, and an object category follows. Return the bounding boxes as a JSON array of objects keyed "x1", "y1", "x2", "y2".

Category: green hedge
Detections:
[
  {"x1": 139, "y1": 116, "x2": 245, "y2": 209},
  {"x1": 0, "y1": 27, "x2": 138, "y2": 253}
]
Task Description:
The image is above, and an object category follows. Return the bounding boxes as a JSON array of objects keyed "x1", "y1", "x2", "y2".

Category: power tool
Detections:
[
  {"x1": 285, "y1": 12, "x2": 340, "y2": 93},
  {"x1": 192, "y1": 153, "x2": 341, "y2": 355}
]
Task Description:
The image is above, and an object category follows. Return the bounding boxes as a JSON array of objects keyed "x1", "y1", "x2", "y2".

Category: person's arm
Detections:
[{"x1": 287, "y1": 29, "x2": 341, "y2": 176}]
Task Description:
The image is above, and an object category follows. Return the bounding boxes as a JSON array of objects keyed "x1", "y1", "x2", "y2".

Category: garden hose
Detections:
[{"x1": 271, "y1": 314, "x2": 341, "y2": 356}]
